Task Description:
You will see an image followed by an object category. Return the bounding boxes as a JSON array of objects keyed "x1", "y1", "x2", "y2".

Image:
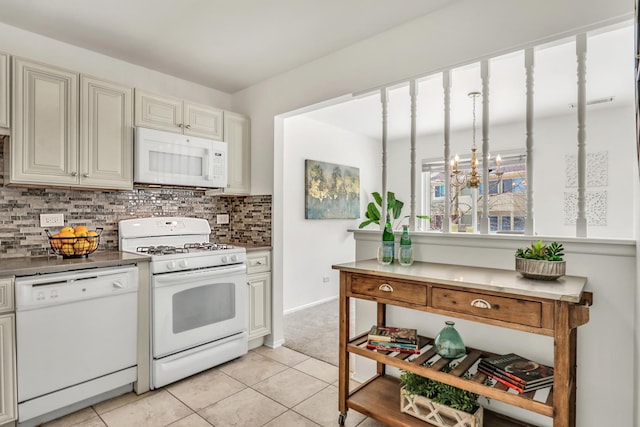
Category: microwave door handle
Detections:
[{"x1": 203, "y1": 150, "x2": 210, "y2": 181}]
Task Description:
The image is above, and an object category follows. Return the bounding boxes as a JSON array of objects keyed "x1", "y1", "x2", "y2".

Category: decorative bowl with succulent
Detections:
[{"x1": 515, "y1": 240, "x2": 566, "y2": 280}]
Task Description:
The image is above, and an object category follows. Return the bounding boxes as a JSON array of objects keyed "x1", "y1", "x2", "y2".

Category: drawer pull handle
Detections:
[
  {"x1": 379, "y1": 284, "x2": 393, "y2": 292},
  {"x1": 471, "y1": 299, "x2": 491, "y2": 309}
]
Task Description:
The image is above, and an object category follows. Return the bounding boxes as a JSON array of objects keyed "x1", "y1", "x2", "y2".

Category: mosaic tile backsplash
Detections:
[{"x1": 0, "y1": 140, "x2": 271, "y2": 259}]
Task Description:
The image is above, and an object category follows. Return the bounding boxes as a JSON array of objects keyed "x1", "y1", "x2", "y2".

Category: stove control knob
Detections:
[
  {"x1": 179, "y1": 260, "x2": 188, "y2": 269},
  {"x1": 221, "y1": 256, "x2": 228, "y2": 264},
  {"x1": 167, "y1": 261, "x2": 176, "y2": 271},
  {"x1": 230, "y1": 255, "x2": 238, "y2": 262}
]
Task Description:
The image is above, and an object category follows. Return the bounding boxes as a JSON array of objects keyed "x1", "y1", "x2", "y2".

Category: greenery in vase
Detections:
[
  {"x1": 515, "y1": 240, "x2": 564, "y2": 261},
  {"x1": 400, "y1": 364, "x2": 481, "y2": 414},
  {"x1": 358, "y1": 191, "x2": 430, "y2": 230}
]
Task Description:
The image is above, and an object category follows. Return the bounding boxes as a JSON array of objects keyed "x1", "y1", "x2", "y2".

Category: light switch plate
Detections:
[
  {"x1": 40, "y1": 213, "x2": 64, "y2": 227},
  {"x1": 216, "y1": 214, "x2": 229, "y2": 224}
]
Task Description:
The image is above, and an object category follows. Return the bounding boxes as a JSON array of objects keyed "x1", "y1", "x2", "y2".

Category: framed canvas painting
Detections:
[{"x1": 305, "y1": 159, "x2": 360, "y2": 219}]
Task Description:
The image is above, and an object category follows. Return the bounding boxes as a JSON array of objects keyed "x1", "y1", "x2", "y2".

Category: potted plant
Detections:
[
  {"x1": 400, "y1": 367, "x2": 484, "y2": 427},
  {"x1": 358, "y1": 191, "x2": 429, "y2": 230},
  {"x1": 514, "y1": 240, "x2": 566, "y2": 280}
]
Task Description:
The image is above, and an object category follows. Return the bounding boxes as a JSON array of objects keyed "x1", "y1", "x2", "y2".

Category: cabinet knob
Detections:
[
  {"x1": 82, "y1": 173, "x2": 89, "y2": 178},
  {"x1": 185, "y1": 124, "x2": 191, "y2": 129},
  {"x1": 379, "y1": 284, "x2": 393, "y2": 292},
  {"x1": 71, "y1": 171, "x2": 77, "y2": 176},
  {"x1": 256, "y1": 261, "x2": 263, "y2": 265},
  {"x1": 470, "y1": 299, "x2": 492, "y2": 309},
  {"x1": 178, "y1": 123, "x2": 183, "y2": 128}
]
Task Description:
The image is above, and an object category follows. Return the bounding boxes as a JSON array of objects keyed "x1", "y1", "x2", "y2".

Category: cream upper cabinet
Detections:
[
  {"x1": 80, "y1": 75, "x2": 133, "y2": 190},
  {"x1": 9, "y1": 58, "x2": 133, "y2": 189},
  {"x1": 246, "y1": 250, "x2": 272, "y2": 341},
  {"x1": 224, "y1": 111, "x2": 251, "y2": 194},
  {"x1": 11, "y1": 57, "x2": 79, "y2": 186},
  {"x1": 0, "y1": 51, "x2": 8, "y2": 131},
  {"x1": 135, "y1": 90, "x2": 223, "y2": 140}
]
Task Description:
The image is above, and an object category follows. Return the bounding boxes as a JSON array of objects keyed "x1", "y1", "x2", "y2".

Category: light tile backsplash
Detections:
[{"x1": 0, "y1": 139, "x2": 271, "y2": 259}]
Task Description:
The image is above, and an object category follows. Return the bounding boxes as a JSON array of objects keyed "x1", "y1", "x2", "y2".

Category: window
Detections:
[{"x1": 422, "y1": 156, "x2": 527, "y2": 232}]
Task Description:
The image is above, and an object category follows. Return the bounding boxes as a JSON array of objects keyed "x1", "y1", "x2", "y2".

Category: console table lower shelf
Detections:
[{"x1": 349, "y1": 376, "x2": 538, "y2": 427}]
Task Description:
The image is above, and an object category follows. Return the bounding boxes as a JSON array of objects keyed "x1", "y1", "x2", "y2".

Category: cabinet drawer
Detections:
[
  {"x1": 246, "y1": 251, "x2": 271, "y2": 274},
  {"x1": 431, "y1": 287, "x2": 543, "y2": 328},
  {"x1": 350, "y1": 275, "x2": 427, "y2": 306},
  {"x1": 0, "y1": 277, "x2": 14, "y2": 314}
]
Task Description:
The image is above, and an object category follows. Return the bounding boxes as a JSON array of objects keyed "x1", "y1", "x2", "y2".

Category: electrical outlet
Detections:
[
  {"x1": 40, "y1": 213, "x2": 64, "y2": 228},
  {"x1": 322, "y1": 276, "x2": 330, "y2": 283},
  {"x1": 216, "y1": 214, "x2": 229, "y2": 225}
]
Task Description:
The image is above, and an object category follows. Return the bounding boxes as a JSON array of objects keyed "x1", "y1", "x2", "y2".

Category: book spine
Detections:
[
  {"x1": 479, "y1": 362, "x2": 552, "y2": 386},
  {"x1": 478, "y1": 368, "x2": 526, "y2": 393},
  {"x1": 478, "y1": 362, "x2": 527, "y2": 386},
  {"x1": 366, "y1": 343, "x2": 420, "y2": 354},
  {"x1": 367, "y1": 334, "x2": 417, "y2": 345},
  {"x1": 368, "y1": 340, "x2": 419, "y2": 350}
]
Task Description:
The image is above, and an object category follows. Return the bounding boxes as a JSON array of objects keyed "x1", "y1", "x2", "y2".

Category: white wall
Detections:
[
  {"x1": 386, "y1": 106, "x2": 637, "y2": 238},
  {"x1": 0, "y1": 22, "x2": 231, "y2": 108},
  {"x1": 282, "y1": 116, "x2": 379, "y2": 312}
]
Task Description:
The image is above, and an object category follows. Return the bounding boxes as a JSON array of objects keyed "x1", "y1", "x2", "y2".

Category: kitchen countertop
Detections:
[
  {"x1": 0, "y1": 251, "x2": 150, "y2": 277},
  {"x1": 333, "y1": 259, "x2": 587, "y2": 303}
]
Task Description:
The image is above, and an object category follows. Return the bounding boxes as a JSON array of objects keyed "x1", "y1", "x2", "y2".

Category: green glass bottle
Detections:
[
  {"x1": 382, "y1": 214, "x2": 395, "y2": 264},
  {"x1": 434, "y1": 321, "x2": 466, "y2": 359},
  {"x1": 398, "y1": 225, "x2": 413, "y2": 266}
]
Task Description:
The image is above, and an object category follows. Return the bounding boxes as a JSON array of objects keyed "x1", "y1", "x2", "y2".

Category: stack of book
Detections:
[
  {"x1": 366, "y1": 325, "x2": 420, "y2": 354},
  {"x1": 478, "y1": 353, "x2": 554, "y2": 393}
]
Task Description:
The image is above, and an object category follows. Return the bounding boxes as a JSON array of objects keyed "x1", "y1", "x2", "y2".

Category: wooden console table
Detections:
[{"x1": 332, "y1": 259, "x2": 592, "y2": 427}]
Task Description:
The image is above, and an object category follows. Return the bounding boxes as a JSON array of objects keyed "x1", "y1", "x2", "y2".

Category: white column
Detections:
[
  {"x1": 443, "y1": 71, "x2": 452, "y2": 233},
  {"x1": 576, "y1": 34, "x2": 587, "y2": 237},
  {"x1": 380, "y1": 88, "x2": 389, "y2": 230},
  {"x1": 480, "y1": 60, "x2": 490, "y2": 234},
  {"x1": 525, "y1": 48, "x2": 535, "y2": 235},
  {"x1": 409, "y1": 80, "x2": 418, "y2": 231}
]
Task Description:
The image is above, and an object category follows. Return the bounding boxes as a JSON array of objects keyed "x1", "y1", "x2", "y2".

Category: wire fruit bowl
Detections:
[{"x1": 46, "y1": 228, "x2": 103, "y2": 258}]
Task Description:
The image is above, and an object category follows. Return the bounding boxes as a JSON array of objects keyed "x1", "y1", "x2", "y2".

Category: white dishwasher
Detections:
[{"x1": 15, "y1": 266, "x2": 138, "y2": 425}]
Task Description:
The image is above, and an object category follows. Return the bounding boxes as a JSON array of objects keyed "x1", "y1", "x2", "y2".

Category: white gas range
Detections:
[{"x1": 118, "y1": 217, "x2": 248, "y2": 389}]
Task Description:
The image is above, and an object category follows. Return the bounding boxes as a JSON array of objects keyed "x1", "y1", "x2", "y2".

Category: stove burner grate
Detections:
[
  {"x1": 137, "y1": 245, "x2": 190, "y2": 256},
  {"x1": 183, "y1": 242, "x2": 234, "y2": 251}
]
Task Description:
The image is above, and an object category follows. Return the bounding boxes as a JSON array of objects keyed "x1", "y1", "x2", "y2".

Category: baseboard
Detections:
[{"x1": 283, "y1": 295, "x2": 338, "y2": 315}]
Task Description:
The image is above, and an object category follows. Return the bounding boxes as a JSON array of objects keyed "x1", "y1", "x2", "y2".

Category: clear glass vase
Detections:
[{"x1": 434, "y1": 321, "x2": 466, "y2": 359}]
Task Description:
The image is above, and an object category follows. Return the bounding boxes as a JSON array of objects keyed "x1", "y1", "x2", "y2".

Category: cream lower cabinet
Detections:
[
  {"x1": 224, "y1": 111, "x2": 251, "y2": 194},
  {"x1": 0, "y1": 52, "x2": 8, "y2": 131},
  {"x1": 9, "y1": 58, "x2": 133, "y2": 189},
  {"x1": 0, "y1": 278, "x2": 16, "y2": 426},
  {"x1": 134, "y1": 90, "x2": 223, "y2": 140},
  {"x1": 246, "y1": 250, "x2": 271, "y2": 342}
]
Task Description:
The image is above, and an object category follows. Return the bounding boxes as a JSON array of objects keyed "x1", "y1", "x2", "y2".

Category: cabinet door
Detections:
[
  {"x1": 0, "y1": 314, "x2": 16, "y2": 425},
  {"x1": 0, "y1": 52, "x2": 8, "y2": 130},
  {"x1": 224, "y1": 111, "x2": 251, "y2": 194},
  {"x1": 134, "y1": 90, "x2": 183, "y2": 133},
  {"x1": 11, "y1": 58, "x2": 78, "y2": 186},
  {"x1": 248, "y1": 272, "x2": 271, "y2": 340},
  {"x1": 184, "y1": 102, "x2": 223, "y2": 140},
  {"x1": 80, "y1": 76, "x2": 133, "y2": 190}
]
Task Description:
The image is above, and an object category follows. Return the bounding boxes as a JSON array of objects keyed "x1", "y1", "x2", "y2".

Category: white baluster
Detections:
[
  {"x1": 443, "y1": 71, "x2": 452, "y2": 233},
  {"x1": 409, "y1": 80, "x2": 418, "y2": 231},
  {"x1": 525, "y1": 47, "x2": 535, "y2": 235},
  {"x1": 480, "y1": 60, "x2": 490, "y2": 234},
  {"x1": 576, "y1": 33, "x2": 588, "y2": 237}
]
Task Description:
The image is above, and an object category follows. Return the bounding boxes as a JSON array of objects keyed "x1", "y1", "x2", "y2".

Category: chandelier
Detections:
[{"x1": 450, "y1": 91, "x2": 503, "y2": 188}]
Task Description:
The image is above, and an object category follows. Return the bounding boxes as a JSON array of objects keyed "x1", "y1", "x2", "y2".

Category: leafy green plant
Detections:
[
  {"x1": 515, "y1": 240, "x2": 564, "y2": 261},
  {"x1": 400, "y1": 364, "x2": 481, "y2": 414},
  {"x1": 358, "y1": 191, "x2": 430, "y2": 230}
]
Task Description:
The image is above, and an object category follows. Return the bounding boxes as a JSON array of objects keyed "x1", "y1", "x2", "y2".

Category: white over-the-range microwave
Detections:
[{"x1": 134, "y1": 127, "x2": 228, "y2": 188}]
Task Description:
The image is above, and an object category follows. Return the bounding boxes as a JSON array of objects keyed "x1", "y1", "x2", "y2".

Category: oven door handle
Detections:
[{"x1": 153, "y1": 264, "x2": 246, "y2": 288}]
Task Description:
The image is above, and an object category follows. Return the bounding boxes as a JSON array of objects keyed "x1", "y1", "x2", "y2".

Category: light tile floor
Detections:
[{"x1": 42, "y1": 346, "x2": 386, "y2": 427}]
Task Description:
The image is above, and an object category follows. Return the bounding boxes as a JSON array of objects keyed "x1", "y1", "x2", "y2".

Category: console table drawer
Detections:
[
  {"x1": 431, "y1": 287, "x2": 543, "y2": 328},
  {"x1": 350, "y1": 275, "x2": 427, "y2": 305}
]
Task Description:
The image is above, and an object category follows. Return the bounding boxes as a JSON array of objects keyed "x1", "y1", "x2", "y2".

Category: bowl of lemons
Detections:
[{"x1": 46, "y1": 226, "x2": 102, "y2": 258}]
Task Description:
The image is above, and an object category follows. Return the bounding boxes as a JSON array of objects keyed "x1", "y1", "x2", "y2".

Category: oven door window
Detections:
[{"x1": 172, "y1": 282, "x2": 235, "y2": 333}]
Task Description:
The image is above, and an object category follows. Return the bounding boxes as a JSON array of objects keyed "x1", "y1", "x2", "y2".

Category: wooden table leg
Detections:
[
  {"x1": 338, "y1": 271, "x2": 349, "y2": 416},
  {"x1": 553, "y1": 301, "x2": 573, "y2": 427},
  {"x1": 377, "y1": 302, "x2": 386, "y2": 377}
]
